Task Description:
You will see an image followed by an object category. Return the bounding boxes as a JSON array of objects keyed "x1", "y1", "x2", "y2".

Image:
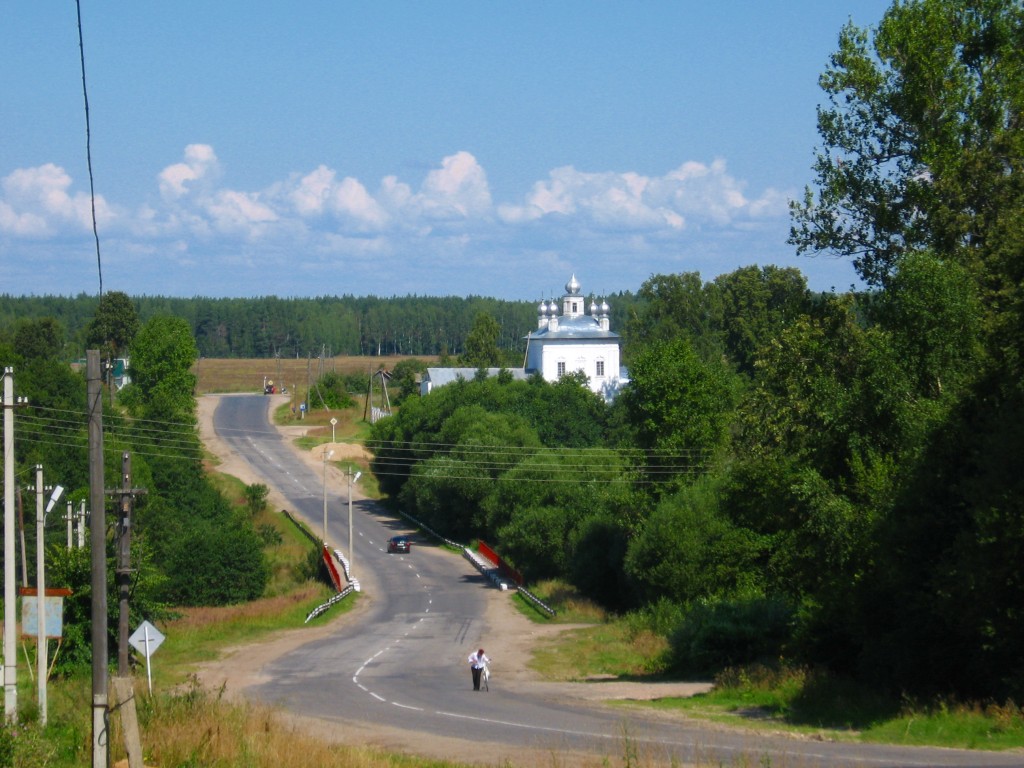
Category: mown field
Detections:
[{"x1": 192, "y1": 355, "x2": 436, "y2": 395}]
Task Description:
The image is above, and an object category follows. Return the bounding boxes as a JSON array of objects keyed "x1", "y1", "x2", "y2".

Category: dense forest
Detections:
[{"x1": 0, "y1": 292, "x2": 640, "y2": 361}]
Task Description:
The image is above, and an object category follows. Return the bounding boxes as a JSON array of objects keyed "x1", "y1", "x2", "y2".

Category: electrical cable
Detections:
[{"x1": 76, "y1": 0, "x2": 103, "y2": 295}]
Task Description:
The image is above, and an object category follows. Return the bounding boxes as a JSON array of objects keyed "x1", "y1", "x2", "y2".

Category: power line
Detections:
[{"x1": 75, "y1": 0, "x2": 103, "y2": 295}]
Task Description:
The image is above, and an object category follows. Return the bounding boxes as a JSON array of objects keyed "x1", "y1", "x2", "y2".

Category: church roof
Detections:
[{"x1": 526, "y1": 314, "x2": 619, "y2": 341}]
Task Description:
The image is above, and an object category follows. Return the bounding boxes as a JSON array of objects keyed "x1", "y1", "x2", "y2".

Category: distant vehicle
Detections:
[
  {"x1": 264, "y1": 378, "x2": 276, "y2": 395},
  {"x1": 387, "y1": 536, "x2": 411, "y2": 554}
]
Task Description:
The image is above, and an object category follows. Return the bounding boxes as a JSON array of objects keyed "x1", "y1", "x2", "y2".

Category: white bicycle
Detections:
[{"x1": 481, "y1": 663, "x2": 490, "y2": 691}]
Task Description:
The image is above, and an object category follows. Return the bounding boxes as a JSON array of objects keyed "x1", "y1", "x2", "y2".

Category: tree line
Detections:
[{"x1": 0, "y1": 292, "x2": 639, "y2": 360}]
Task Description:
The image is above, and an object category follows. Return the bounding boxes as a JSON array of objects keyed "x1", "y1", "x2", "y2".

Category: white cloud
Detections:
[
  {"x1": 158, "y1": 143, "x2": 220, "y2": 200},
  {"x1": 0, "y1": 145, "x2": 817, "y2": 297},
  {"x1": 498, "y1": 158, "x2": 782, "y2": 232},
  {"x1": 414, "y1": 151, "x2": 492, "y2": 219},
  {"x1": 0, "y1": 163, "x2": 113, "y2": 236},
  {"x1": 206, "y1": 190, "x2": 278, "y2": 234}
]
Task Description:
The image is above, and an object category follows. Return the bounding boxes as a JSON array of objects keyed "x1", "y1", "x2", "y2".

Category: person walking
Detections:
[{"x1": 468, "y1": 648, "x2": 490, "y2": 691}]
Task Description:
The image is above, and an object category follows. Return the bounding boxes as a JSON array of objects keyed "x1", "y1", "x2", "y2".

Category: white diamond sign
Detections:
[
  {"x1": 129, "y1": 620, "x2": 164, "y2": 659},
  {"x1": 129, "y1": 620, "x2": 165, "y2": 694}
]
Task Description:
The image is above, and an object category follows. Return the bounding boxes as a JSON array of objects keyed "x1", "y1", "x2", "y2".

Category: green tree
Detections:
[
  {"x1": 619, "y1": 337, "x2": 737, "y2": 479},
  {"x1": 126, "y1": 315, "x2": 199, "y2": 420},
  {"x1": 459, "y1": 312, "x2": 502, "y2": 367},
  {"x1": 85, "y1": 290, "x2": 140, "y2": 359},
  {"x1": 714, "y1": 265, "x2": 812, "y2": 376},
  {"x1": 389, "y1": 357, "x2": 429, "y2": 403},
  {"x1": 13, "y1": 317, "x2": 64, "y2": 362},
  {"x1": 624, "y1": 272, "x2": 723, "y2": 361},
  {"x1": 789, "y1": 0, "x2": 1024, "y2": 330},
  {"x1": 625, "y1": 479, "x2": 763, "y2": 605}
]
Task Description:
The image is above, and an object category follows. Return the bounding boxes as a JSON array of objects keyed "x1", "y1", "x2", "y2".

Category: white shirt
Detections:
[{"x1": 469, "y1": 651, "x2": 490, "y2": 669}]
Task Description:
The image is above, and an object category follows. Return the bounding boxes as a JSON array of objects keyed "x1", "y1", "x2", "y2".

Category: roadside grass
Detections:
[
  {"x1": 628, "y1": 663, "x2": 1024, "y2": 752},
  {"x1": 510, "y1": 581, "x2": 668, "y2": 682},
  {"x1": 506, "y1": 581, "x2": 1024, "y2": 753},
  {"x1": 155, "y1": 582, "x2": 344, "y2": 687}
]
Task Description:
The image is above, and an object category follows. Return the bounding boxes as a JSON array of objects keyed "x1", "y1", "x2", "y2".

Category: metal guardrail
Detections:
[
  {"x1": 288, "y1": 504, "x2": 555, "y2": 619},
  {"x1": 516, "y1": 585, "x2": 556, "y2": 617},
  {"x1": 305, "y1": 584, "x2": 355, "y2": 623}
]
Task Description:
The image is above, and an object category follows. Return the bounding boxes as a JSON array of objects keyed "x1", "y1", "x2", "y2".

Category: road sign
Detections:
[
  {"x1": 129, "y1": 620, "x2": 164, "y2": 659},
  {"x1": 129, "y1": 620, "x2": 165, "y2": 694}
]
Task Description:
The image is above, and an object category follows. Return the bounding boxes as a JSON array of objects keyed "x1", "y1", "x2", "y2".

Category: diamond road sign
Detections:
[{"x1": 129, "y1": 620, "x2": 165, "y2": 659}]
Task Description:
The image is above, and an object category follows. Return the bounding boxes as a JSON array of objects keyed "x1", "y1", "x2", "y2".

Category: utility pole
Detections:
[
  {"x1": 35, "y1": 466, "x2": 45, "y2": 725},
  {"x1": 348, "y1": 468, "x2": 361, "y2": 577},
  {"x1": 87, "y1": 350, "x2": 108, "y2": 768},
  {"x1": 35, "y1": 466, "x2": 63, "y2": 727},
  {"x1": 3, "y1": 367, "x2": 27, "y2": 722},
  {"x1": 111, "y1": 452, "x2": 145, "y2": 676}
]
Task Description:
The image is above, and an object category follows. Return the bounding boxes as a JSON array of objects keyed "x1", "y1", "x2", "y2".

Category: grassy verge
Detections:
[
  {"x1": 629, "y1": 663, "x2": 1024, "y2": 751},
  {"x1": 508, "y1": 581, "x2": 1024, "y2": 753}
]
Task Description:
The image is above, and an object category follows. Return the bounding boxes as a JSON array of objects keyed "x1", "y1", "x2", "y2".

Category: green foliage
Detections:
[
  {"x1": 459, "y1": 311, "x2": 502, "y2": 367},
  {"x1": 45, "y1": 539, "x2": 172, "y2": 676},
  {"x1": 13, "y1": 316, "x2": 64, "y2": 361},
  {"x1": 667, "y1": 597, "x2": 794, "y2": 677},
  {"x1": 162, "y1": 513, "x2": 269, "y2": 604},
  {"x1": 625, "y1": 479, "x2": 763, "y2": 604},
  {"x1": 314, "y1": 370, "x2": 356, "y2": 409},
  {"x1": 244, "y1": 483, "x2": 269, "y2": 516},
  {"x1": 389, "y1": 357, "x2": 429, "y2": 403},
  {"x1": 85, "y1": 290, "x2": 139, "y2": 358},
  {"x1": 625, "y1": 272, "x2": 723, "y2": 361},
  {"x1": 714, "y1": 265, "x2": 813, "y2": 376},
  {"x1": 127, "y1": 315, "x2": 199, "y2": 420},
  {"x1": 618, "y1": 337, "x2": 737, "y2": 472}
]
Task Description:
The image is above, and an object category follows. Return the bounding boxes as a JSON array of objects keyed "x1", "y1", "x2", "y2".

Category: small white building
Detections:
[
  {"x1": 524, "y1": 274, "x2": 627, "y2": 401},
  {"x1": 419, "y1": 274, "x2": 628, "y2": 401}
]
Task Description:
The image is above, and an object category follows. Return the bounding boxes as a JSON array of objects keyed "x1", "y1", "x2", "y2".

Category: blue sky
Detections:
[{"x1": 1, "y1": 2, "x2": 891, "y2": 300}]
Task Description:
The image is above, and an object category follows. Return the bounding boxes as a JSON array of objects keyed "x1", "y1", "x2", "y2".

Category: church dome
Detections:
[{"x1": 565, "y1": 274, "x2": 581, "y2": 296}]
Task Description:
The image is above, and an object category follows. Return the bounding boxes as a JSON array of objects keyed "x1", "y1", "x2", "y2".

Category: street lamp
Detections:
[
  {"x1": 348, "y1": 469, "x2": 361, "y2": 575},
  {"x1": 321, "y1": 449, "x2": 334, "y2": 542}
]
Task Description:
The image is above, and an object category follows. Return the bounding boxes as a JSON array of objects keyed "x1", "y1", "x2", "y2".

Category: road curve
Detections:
[{"x1": 211, "y1": 394, "x2": 1023, "y2": 768}]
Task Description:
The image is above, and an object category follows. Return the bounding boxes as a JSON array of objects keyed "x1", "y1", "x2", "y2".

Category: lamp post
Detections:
[
  {"x1": 321, "y1": 449, "x2": 334, "y2": 542},
  {"x1": 348, "y1": 469, "x2": 361, "y2": 575}
]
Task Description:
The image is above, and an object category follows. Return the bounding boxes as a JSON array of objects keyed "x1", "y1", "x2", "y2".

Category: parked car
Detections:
[{"x1": 387, "y1": 536, "x2": 411, "y2": 554}]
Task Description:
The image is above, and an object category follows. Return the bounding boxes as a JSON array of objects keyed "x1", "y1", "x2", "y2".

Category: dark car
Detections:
[{"x1": 387, "y1": 536, "x2": 411, "y2": 554}]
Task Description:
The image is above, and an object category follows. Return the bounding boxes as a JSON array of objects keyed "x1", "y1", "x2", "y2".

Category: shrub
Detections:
[
  {"x1": 316, "y1": 371, "x2": 356, "y2": 409},
  {"x1": 668, "y1": 596, "x2": 794, "y2": 677}
]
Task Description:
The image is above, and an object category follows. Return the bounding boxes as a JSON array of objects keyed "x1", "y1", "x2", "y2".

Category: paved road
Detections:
[{"x1": 212, "y1": 394, "x2": 1023, "y2": 768}]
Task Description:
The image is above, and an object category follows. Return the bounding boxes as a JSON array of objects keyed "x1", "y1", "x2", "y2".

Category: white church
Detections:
[{"x1": 420, "y1": 274, "x2": 628, "y2": 401}]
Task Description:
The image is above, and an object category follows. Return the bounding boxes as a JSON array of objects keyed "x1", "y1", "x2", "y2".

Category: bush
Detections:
[
  {"x1": 668, "y1": 596, "x2": 794, "y2": 677},
  {"x1": 244, "y1": 483, "x2": 269, "y2": 516},
  {"x1": 316, "y1": 371, "x2": 356, "y2": 409}
]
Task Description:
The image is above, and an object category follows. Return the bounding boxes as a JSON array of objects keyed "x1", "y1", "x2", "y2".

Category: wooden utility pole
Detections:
[
  {"x1": 87, "y1": 350, "x2": 108, "y2": 768},
  {"x1": 111, "y1": 452, "x2": 145, "y2": 676}
]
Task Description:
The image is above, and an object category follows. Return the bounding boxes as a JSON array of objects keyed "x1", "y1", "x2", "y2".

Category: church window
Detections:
[
  {"x1": 596, "y1": 359, "x2": 605, "y2": 377},
  {"x1": 557, "y1": 361, "x2": 566, "y2": 377}
]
